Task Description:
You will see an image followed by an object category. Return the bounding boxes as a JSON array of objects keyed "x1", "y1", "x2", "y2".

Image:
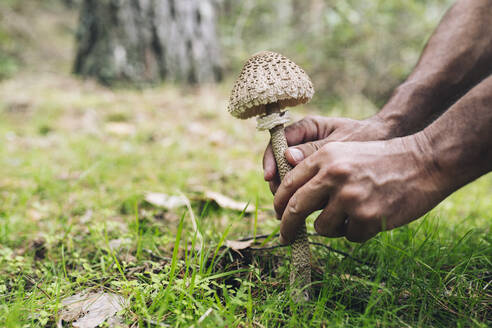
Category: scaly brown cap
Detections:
[{"x1": 227, "y1": 51, "x2": 314, "y2": 119}]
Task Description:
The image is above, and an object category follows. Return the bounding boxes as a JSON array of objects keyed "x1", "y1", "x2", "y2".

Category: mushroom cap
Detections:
[{"x1": 227, "y1": 51, "x2": 314, "y2": 119}]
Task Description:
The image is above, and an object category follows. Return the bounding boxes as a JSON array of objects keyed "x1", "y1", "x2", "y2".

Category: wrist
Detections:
[
  {"x1": 376, "y1": 78, "x2": 447, "y2": 137},
  {"x1": 397, "y1": 132, "x2": 450, "y2": 199},
  {"x1": 368, "y1": 113, "x2": 399, "y2": 139},
  {"x1": 409, "y1": 127, "x2": 469, "y2": 199}
]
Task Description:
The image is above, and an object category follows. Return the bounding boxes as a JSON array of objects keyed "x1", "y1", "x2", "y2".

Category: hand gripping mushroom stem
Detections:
[
  {"x1": 262, "y1": 104, "x2": 312, "y2": 302},
  {"x1": 227, "y1": 51, "x2": 314, "y2": 302}
]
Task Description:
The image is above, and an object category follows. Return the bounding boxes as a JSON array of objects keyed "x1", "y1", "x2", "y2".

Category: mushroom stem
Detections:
[
  {"x1": 266, "y1": 104, "x2": 312, "y2": 302},
  {"x1": 269, "y1": 124, "x2": 293, "y2": 180}
]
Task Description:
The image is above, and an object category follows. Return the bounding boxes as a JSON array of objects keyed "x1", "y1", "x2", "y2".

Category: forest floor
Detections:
[{"x1": 0, "y1": 2, "x2": 491, "y2": 327}]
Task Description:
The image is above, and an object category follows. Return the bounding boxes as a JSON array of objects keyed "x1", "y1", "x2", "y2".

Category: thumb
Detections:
[{"x1": 285, "y1": 139, "x2": 327, "y2": 166}]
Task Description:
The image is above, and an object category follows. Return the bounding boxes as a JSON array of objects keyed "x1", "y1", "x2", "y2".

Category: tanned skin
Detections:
[{"x1": 262, "y1": 0, "x2": 492, "y2": 244}]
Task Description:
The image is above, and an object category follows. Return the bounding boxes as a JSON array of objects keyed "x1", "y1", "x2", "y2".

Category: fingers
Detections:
[
  {"x1": 273, "y1": 156, "x2": 320, "y2": 218},
  {"x1": 314, "y1": 202, "x2": 347, "y2": 238},
  {"x1": 279, "y1": 176, "x2": 330, "y2": 244},
  {"x1": 345, "y1": 218, "x2": 380, "y2": 243},
  {"x1": 315, "y1": 209, "x2": 381, "y2": 243},
  {"x1": 263, "y1": 116, "x2": 338, "y2": 183},
  {"x1": 267, "y1": 138, "x2": 328, "y2": 186},
  {"x1": 269, "y1": 177, "x2": 280, "y2": 196},
  {"x1": 263, "y1": 144, "x2": 277, "y2": 181},
  {"x1": 264, "y1": 116, "x2": 324, "y2": 181},
  {"x1": 285, "y1": 139, "x2": 329, "y2": 166},
  {"x1": 284, "y1": 116, "x2": 321, "y2": 145}
]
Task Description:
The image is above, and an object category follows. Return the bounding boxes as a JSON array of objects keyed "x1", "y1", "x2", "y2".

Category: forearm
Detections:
[
  {"x1": 416, "y1": 75, "x2": 492, "y2": 195},
  {"x1": 378, "y1": 0, "x2": 492, "y2": 136}
]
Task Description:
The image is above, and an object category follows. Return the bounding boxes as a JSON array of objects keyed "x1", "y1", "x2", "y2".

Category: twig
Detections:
[
  {"x1": 238, "y1": 234, "x2": 276, "y2": 242},
  {"x1": 24, "y1": 275, "x2": 52, "y2": 300},
  {"x1": 239, "y1": 233, "x2": 328, "y2": 242},
  {"x1": 309, "y1": 242, "x2": 372, "y2": 266},
  {"x1": 190, "y1": 307, "x2": 213, "y2": 328},
  {"x1": 245, "y1": 239, "x2": 371, "y2": 266},
  {"x1": 426, "y1": 290, "x2": 464, "y2": 317},
  {"x1": 143, "y1": 249, "x2": 173, "y2": 262},
  {"x1": 250, "y1": 245, "x2": 288, "y2": 251}
]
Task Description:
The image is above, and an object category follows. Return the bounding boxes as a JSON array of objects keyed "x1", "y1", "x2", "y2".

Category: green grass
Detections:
[
  {"x1": 0, "y1": 70, "x2": 490, "y2": 328},
  {"x1": 0, "y1": 2, "x2": 491, "y2": 327}
]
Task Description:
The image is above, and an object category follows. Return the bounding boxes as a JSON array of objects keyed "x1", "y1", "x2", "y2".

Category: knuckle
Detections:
[
  {"x1": 286, "y1": 195, "x2": 301, "y2": 216},
  {"x1": 319, "y1": 143, "x2": 332, "y2": 154},
  {"x1": 339, "y1": 186, "x2": 362, "y2": 203},
  {"x1": 285, "y1": 121, "x2": 302, "y2": 135},
  {"x1": 291, "y1": 116, "x2": 316, "y2": 131},
  {"x1": 309, "y1": 176, "x2": 325, "y2": 191},
  {"x1": 307, "y1": 140, "x2": 322, "y2": 152},
  {"x1": 318, "y1": 143, "x2": 337, "y2": 158},
  {"x1": 353, "y1": 206, "x2": 378, "y2": 222},
  {"x1": 329, "y1": 162, "x2": 351, "y2": 178},
  {"x1": 283, "y1": 171, "x2": 294, "y2": 188},
  {"x1": 303, "y1": 152, "x2": 319, "y2": 170},
  {"x1": 303, "y1": 115, "x2": 319, "y2": 124}
]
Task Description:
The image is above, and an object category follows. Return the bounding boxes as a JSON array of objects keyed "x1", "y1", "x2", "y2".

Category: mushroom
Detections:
[{"x1": 227, "y1": 51, "x2": 314, "y2": 301}]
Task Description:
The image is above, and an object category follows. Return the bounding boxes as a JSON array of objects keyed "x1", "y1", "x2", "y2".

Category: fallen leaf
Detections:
[
  {"x1": 144, "y1": 192, "x2": 188, "y2": 209},
  {"x1": 187, "y1": 122, "x2": 207, "y2": 135},
  {"x1": 57, "y1": 171, "x2": 82, "y2": 181},
  {"x1": 204, "y1": 191, "x2": 255, "y2": 213},
  {"x1": 27, "y1": 208, "x2": 43, "y2": 221},
  {"x1": 108, "y1": 238, "x2": 131, "y2": 251},
  {"x1": 105, "y1": 122, "x2": 135, "y2": 136},
  {"x1": 225, "y1": 239, "x2": 253, "y2": 251},
  {"x1": 208, "y1": 130, "x2": 228, "y2": 146},
  {"x1": 340, "y1": 274, "x2": 357, "y2": 281},
  {"x1": 58, "y1": 292, "x2": 129, "y2": 328},
  {"x1": 6, "y1": 97, "x2": 32, "y2": 113},
  {"x1": 80, "y1": 209, "x2": 93, "y2": 224}
]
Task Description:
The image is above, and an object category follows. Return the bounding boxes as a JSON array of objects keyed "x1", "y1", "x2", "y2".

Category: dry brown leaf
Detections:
[
  {"x1": 208, "y1": 130, "x2": 228, "y2": 146},
  {"x1": 58, "y1": 292, "x2": 129, "y2": 328},
  {"x1": 340, "y1": 274, "x2": 357, "y2": 281},
  {"x1": 144, "y1": 192, "x2": 188, "y2": 209},
  {"x1": 204, "y1": 191, "x2": 255, "y2": 213},
  {"x1": 225, "y1": 239, "x2": 253, "y2": 251}
]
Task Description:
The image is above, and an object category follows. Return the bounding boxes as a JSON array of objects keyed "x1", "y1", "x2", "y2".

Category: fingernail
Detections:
[{"x1": 288, "y1": 148, "x2": 304, "y2": 163}]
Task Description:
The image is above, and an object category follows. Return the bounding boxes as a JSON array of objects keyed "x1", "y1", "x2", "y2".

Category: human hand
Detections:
[
  {"x1": 263, "y1": 115, "x2": 394, "y2": 194},
  {"x1": 274, "y1": 134, "x2": 447, "y2": 243}
]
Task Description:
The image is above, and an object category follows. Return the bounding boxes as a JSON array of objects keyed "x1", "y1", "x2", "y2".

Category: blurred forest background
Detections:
[{"x1": 1, "y1": 0, "x2": 452, "y2": 110}]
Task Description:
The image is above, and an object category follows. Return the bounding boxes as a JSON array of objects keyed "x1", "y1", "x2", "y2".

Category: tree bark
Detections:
[
  {"x1": 74, "y1": 0, "x2": 222, "y2": 86},
  {"x1": 63, "y1": 0, "x2": 80, "y2": 8}
]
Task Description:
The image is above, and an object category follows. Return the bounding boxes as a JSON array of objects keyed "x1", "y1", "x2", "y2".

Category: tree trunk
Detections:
[
  {"x1": 63, "y1": 0, "x2": 80, "y2": 8},
  {"x1": 74, "y1": 0, "x2": 222, "y2": 86}
]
